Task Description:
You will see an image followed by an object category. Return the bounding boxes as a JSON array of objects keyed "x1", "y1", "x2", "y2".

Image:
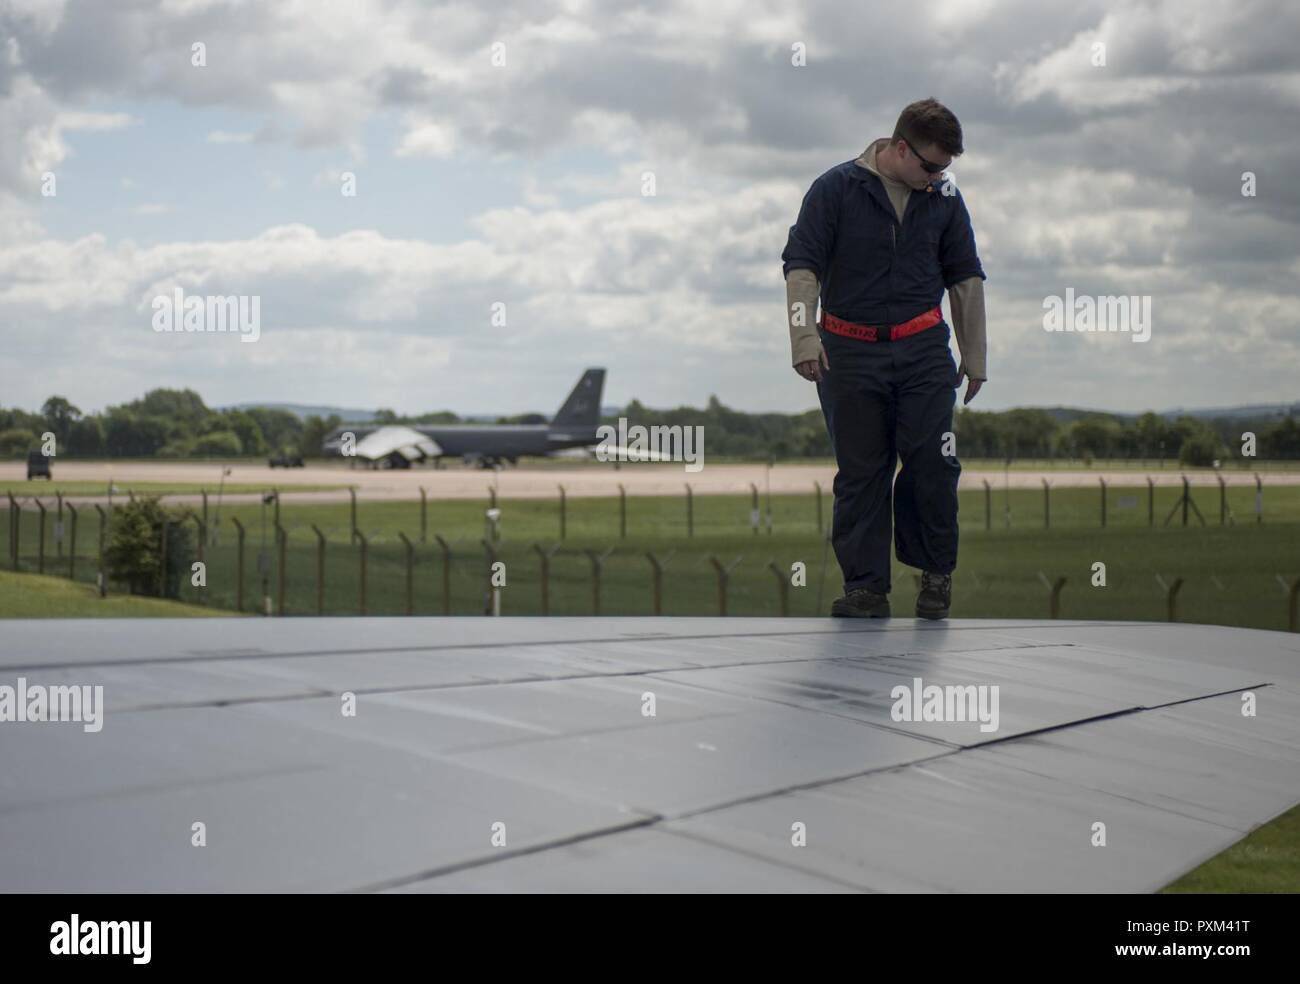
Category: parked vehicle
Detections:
[{"x1": 26, "y1": 450, "x2": 51, "y2": 480}]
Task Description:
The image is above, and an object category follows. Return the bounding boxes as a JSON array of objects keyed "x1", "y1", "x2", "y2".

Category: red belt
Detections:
[{"x1": 821, "y1": 306, "x2": 943, "y2": 342}]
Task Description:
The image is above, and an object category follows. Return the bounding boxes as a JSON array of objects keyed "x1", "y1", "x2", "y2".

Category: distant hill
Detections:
[
  {"x1": 223, "y1": 402, "x2": 379, "y2": 423},
  {"x1": 1029, "y1": 403, "x2": 1300, "y2": 423},
  {"x1": 1156, "y1": 403, "x2": 1300, "y2": 421}
]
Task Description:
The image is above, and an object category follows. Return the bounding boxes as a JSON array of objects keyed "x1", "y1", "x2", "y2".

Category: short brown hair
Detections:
[{"x1": 891, "y1": 98, "x2": 963, "y2": 157}]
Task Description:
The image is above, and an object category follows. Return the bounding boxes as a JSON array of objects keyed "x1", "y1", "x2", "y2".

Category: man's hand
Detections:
[
  {"x1": 954, "y1": 368, "x2": 983, "y2": 404},
  {"x1": 795, "y1": 347, "x2": 830, "y2": 382}
]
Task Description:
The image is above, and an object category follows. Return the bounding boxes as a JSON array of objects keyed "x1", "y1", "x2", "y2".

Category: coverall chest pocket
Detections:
[
  {"x1": 909, "y1": 204, "x2": 944, "y2": 247},
  {"x1": 906, "y1": 206, "x2": 947, "y2": 276},
  {"x1": 838, "y1": 204, "x2": 894, "y2": 272}
]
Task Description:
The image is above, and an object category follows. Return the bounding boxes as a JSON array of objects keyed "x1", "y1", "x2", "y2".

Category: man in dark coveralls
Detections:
[{"x1": 781, "y1": 98, "x2": 988, "y2": 619}]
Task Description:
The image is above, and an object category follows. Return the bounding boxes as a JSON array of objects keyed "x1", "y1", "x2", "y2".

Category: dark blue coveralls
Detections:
[{"x1": 781, "y1": 160, "x2": 986, "y2": 596}]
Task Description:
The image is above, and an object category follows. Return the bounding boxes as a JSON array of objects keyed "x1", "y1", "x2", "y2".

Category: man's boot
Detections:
[
  {"x1": 915, "y1": 571, "x2": 952, "y2": 620},
  {"x1": 831, "y1": 587, "x2": 891, "y2": 618}
]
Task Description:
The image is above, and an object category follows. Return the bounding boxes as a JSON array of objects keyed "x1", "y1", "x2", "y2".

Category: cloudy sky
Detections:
[{"x1": 1, "y1": 0, "x2": 1297, "y2": 418}]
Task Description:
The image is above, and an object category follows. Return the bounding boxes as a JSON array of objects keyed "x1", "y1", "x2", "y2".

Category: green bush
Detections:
[
  {"x1": 191, "y1": 430, "x2": 243, "y2": 456},
  {"x1": 104, "y1": 496, "x2": 195, "y2": 597},
  {"x1": 1179, "y1": 432, "x2": 1224, "y2": 467},
  {"x1": 0, "y1": 427, "x2": 36, "y2": 456}
]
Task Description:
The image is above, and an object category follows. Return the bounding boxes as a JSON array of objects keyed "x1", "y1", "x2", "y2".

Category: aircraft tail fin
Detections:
[{"x1": 552, "y1": 369, "x2": 604, "y2": 428}]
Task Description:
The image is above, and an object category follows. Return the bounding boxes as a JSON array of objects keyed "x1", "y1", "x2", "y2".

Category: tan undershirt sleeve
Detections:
[
  {"x1": 786, "y1": 267, "x2": 823, "y2": 366},
  {"x1": 787, "y1": 268, "x2": 985, "y2": 377},
  {"x1": 948, "y1": 276, "x2": 987, "y2": 381}
]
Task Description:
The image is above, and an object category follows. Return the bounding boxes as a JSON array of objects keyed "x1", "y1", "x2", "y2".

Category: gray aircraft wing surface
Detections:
[
  {"x1": 591, "y1": 444, "x2": 675, "y2": 462},
  {"x1": 1, "y1": 617, "x2": 1296, "y2": 892},
  {"x1": 351, "y1": 425, "x2": 442, "y2": 463}
]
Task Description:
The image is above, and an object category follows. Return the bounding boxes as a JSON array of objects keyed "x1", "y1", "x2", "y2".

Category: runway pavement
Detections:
[{"x1": 4, "y1": 459, "x2": 1296, "y2": 507}]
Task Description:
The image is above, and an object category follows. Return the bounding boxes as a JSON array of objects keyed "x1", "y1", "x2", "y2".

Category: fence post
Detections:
[
  {"x1": 6, "y1": 492, "x2": 16, "y2": 569},
  {"x1": 533, "y1": 542, "x2": 560, "y2": 615},
  {"x1": 768, "y1": 560, "x2": 789, "y2": 616},
  {"x1": 399, "y1": 532, "x2": 414, "y2": 615},
  {"x1": 56, "y1": 491, "x2": 63, "y2": 559},
  {"x1": 1037, "y1": 571, "x2": 1067, "y2": 618},
  {"x1": 158, "y1": 513, "x2": 169, "y2": 598},
  {"x1": 765, "y1": 459, "x2": 773, "y2": 535},
  {"x1": 192, "y1": 514, "x2": 205, "y2": 569},
  {"x1": 982, "y1": 480, "x2": 991, "y2": 531},
  {"x1": 358, "y1": 532, "x2": 368, "y2": 615},
  {"x1": 584, "y1": 546, "x2": 615, "y2": 615},
  {"x1": 814, "y1": 481, "x2": 823, "y2": 533},
  {"x1": 310, "y1": 524, "x2": 326, "y2": 615},
  {"x1": 35, "y1": 499, "x2": 46, "y2": 574},
  {"x1": 749, "y1": 483, "x2": 760, "y2": 535},
  {"x1": 349, "y1": 487, "x2": 358, "y2": 544},
  {"x1": 231, "y1": 516, "x2": 245, "y2": 612},
  {"x1": 1218, "y1": 474, "x2": 1227, "y2": 525},
  {"x1": 1155, "y1": 574, "x2": 1183, "y2": 622},
  {"x1": 275, "y1": 522, "x2": 286, "y2": 616},
  {"x1": 645, "y1": 550, "x2": 675, "y2": 616},
  {"x1": 191, "y1": 513, "x2": 206, "y2": 605},
  {"x1": 481, "y1": 539, "x2": 498, "y2": 615},
  {"x1": 93, "y1": 503, "x2": 107, "y2": 596},
  {"x1": 434, "y1": 534, "x2": 451, "y2": 615},
  {"x1": 66, "y1": 502, "x2": 78, "y2": 580},
  {"x1": 10, "y1": 492, "x2": 20, "y2": 570},
  {"x1": 1189, "y1": 477, "x2": 1206, "y2": 526},
  {"x1": 1042, "y1": 478, "x2": 1050, "y2": 529},
  {"x1": 708, "y1": 554, "x2": 744, "y2": 616},
  {"x1": 1255, "y1": 473, "x2": 1263, "y2": 525}
]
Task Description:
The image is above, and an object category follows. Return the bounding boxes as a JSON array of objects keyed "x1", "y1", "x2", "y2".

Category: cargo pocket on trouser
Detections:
[{"x1": 892, "y1": 328, "x2": 960, "y2": 575}]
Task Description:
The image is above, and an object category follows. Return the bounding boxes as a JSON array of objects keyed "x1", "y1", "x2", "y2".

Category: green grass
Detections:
[
  {"x1": 5, "y1": 481, "x2": 347, "y2": 496},
  {"x1": 450, "y1": 456, "x2": 1293, "y2": 472},
  {"x1": 955, "y1": 457, "x2": 1299, "y2": 473},
  {"x1": 0, "y1": 569, "x2": 237, "y2": 617},
  {"x1": 1160, "y1": 803, "x2": 1300, "y2": 892},
  {"x1": 4, "y1": 485, "x2": 1299, "y2": 623}
]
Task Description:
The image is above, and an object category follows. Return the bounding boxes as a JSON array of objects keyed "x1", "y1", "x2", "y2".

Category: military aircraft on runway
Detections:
[{"x1": 320, "y1": 368, "x2": 668, "y2": 469}]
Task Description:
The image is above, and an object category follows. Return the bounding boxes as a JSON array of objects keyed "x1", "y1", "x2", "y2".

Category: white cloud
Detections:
[
  {"x1": 0, "y1": 0, "x2": 1297, "y2": 414},
  {"x1": 206, "y1": 129, "x2": 253, "y2": 143},
  {"x1": 394, "y1": 118, "x2": 458, "y2": 159}
]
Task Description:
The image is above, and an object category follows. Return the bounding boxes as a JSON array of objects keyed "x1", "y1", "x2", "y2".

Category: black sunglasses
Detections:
[{"x1": 904, "y1": 138, "x2": 947, "y2": 174}]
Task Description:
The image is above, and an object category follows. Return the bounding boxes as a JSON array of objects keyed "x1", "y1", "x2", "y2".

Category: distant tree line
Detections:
[
  {"x1": 1, "y1": 389, "x2": 1297, "y2": 464},
  {"x1": 606, "y1": 396, "x2": 1300, "y2": 466},
  {"x1": 0, "y1": 391, "x2": 548, "y2": 460},
  {"x1": 948, "y1": 407, "x2": 1300, "y2": 466},
  {"x1": 0, "y1": 391, "x2": 343, "y2": 460}
]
